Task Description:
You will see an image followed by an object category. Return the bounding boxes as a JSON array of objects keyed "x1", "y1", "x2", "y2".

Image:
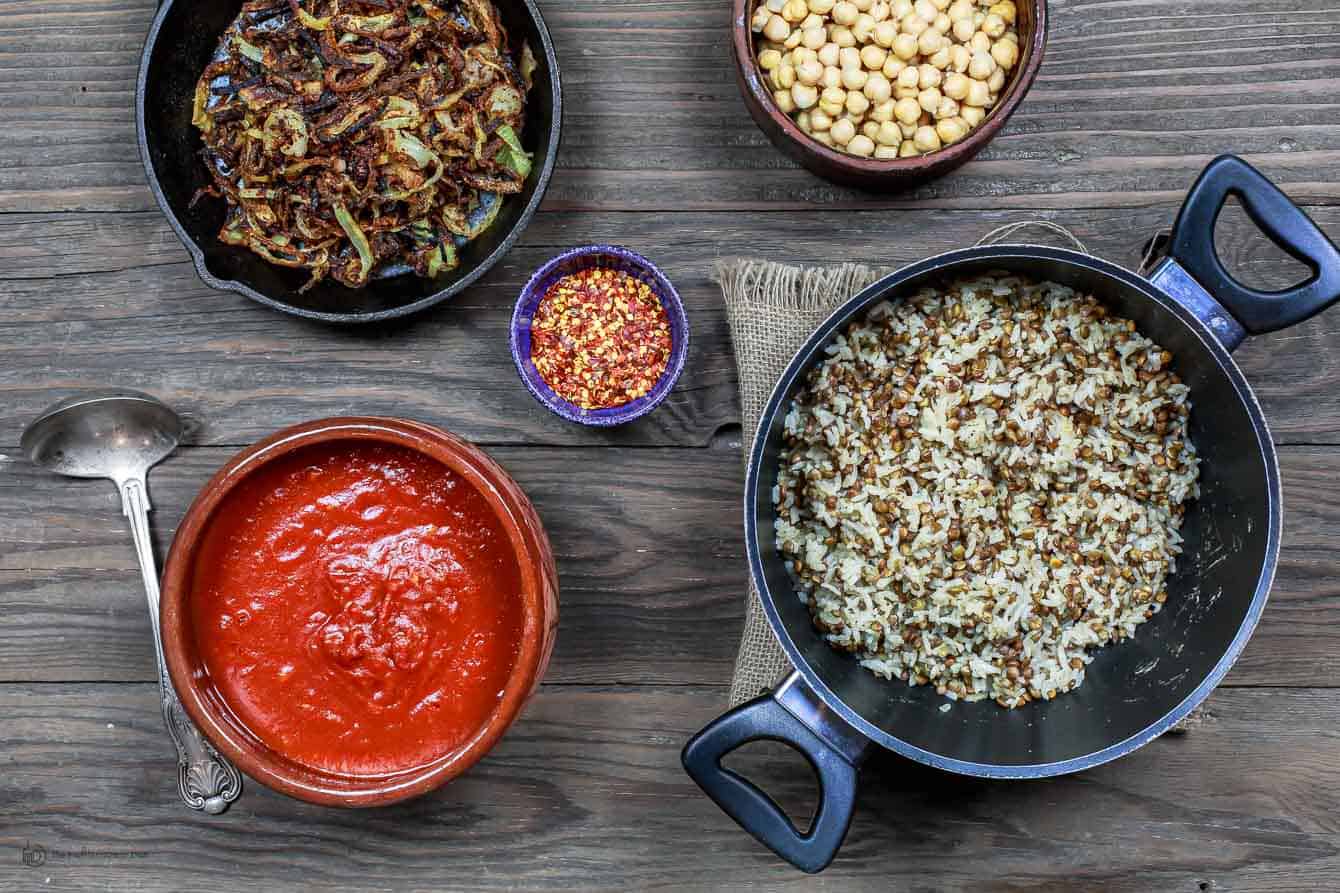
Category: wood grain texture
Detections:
[
  {"x1": 1, "y1": 443, "x2": 1338, "y2": 689},
  {"x1": 0, "y1": 683, "x2": 1338, "y2": 891},
  {"x1": 2, "y1": 205, "x2": 1340, "y2": 447},
  {"x1": 2, "y1": 0, "x2": 1339, "y2": 212}
]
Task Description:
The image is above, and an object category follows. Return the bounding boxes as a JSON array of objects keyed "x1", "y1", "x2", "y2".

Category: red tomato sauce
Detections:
[{"x1": 190, "y1": 441, "x2": 524, "y2": 776}]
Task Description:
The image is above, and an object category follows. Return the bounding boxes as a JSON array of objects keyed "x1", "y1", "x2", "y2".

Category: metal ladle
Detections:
[{"x1": 21, "y1": 390, "x2": 242, "y2": 814}]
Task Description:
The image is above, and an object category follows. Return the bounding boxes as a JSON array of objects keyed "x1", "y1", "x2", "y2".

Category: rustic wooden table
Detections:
[{"x1": 3, "y1": 0, "x2": 1340, "y2": 889}]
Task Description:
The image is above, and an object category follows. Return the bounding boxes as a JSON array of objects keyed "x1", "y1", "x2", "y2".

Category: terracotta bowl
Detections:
[
  {"x1": 160, "y1": 417, "x2": 559, "y2": 807},
  {"x1": 731, "y1": 0, "x2": 1048, "y2": 189}
]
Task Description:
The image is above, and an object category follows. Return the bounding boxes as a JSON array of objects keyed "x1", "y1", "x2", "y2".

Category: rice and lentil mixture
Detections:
[{"x1": 773, "y1": 273, "x2": 1200, "y2": 708}]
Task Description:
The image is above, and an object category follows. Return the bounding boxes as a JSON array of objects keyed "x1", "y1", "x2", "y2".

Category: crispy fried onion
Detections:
[{"x1": 193, "y1": 0, "x2": 534, "y2": 290}]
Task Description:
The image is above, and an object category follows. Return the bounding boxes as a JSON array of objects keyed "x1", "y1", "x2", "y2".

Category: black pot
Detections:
[
  {"x1": 135, "y1": 0, "x2": 561, "y2": 323},
  {"x1": 683, "y1": 156, "x2": 1340, "y2": 873}
]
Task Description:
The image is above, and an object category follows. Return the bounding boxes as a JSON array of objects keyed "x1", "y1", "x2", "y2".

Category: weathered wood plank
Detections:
[
  {"x1": 0, "y1": 446, "x2": 745, "y2": 686},
  {"x1": 1, "y1": 0, "x2": 1339, "y2": 212},
  {"x1": 2, "y1": 205, "x2": 1340, "y2": 447},
  {"x1": 1, "y1": 443, "x2": 1337, "y2": 689},
  {"x1": 0, "y1": 683, "x2": 1337, "y2": 890}
]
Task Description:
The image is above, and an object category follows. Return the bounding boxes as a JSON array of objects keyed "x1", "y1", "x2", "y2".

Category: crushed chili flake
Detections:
[{"x1": 530, "y1": 267, "x2": 673, "y2": 410}]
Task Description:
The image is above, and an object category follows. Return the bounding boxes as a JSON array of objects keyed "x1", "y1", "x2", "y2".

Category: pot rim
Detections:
[
  {"x1": 743, "y1": 244, "x2": 1282, "y2": 778},
  {"x1": 160, "y1": 416, "x2": 557, "y2": 806}
]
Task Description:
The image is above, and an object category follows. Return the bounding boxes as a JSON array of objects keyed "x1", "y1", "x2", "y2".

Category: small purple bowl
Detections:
[{"x1": 510, "y1": 245, "x2": 689, "y2": 426}]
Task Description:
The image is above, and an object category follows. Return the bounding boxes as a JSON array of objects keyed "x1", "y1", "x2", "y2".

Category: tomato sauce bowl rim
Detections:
[{"x1": 159, "y1": 416, "x2": 559, "y2": 807}]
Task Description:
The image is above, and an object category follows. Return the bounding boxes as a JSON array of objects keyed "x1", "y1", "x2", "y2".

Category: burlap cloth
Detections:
[
  {"x1": 715, "y1": 258, "x2": 896, "y2": 706},
  {"x1": 714, "y1": 251, "x2": 1209, "y2": 732}
]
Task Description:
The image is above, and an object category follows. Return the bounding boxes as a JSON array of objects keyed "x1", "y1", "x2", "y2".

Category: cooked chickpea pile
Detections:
[{"x1": 751, "y1": 0, "x2": 1020, "y2": 159}]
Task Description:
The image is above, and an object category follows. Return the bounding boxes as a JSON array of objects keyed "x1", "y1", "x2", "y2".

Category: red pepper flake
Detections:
[{"x1": 530, "y1": 267, "x2": 673, "y2": 410}]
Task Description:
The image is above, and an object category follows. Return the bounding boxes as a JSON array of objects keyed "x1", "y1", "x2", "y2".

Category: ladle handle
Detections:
[{"x1": 119, "y1": 477, "x2": 243, "y2": 815}]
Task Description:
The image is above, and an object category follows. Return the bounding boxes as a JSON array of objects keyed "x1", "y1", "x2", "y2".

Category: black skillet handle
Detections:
[
  {"x1": 1167, "y1": 154, "x2": 1340, "y2": 334},
  {"x1": 681, "y1": 692, "x2": 860, "y2": 874}
]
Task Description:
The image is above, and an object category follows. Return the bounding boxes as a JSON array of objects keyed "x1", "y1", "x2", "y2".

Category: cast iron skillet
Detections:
[
  {"x1": 683, "y1": 156, "x2": 1340, "y2": 872},
  {"x1": 136, "y1": 0, "x2": 561, "y2": 323}
]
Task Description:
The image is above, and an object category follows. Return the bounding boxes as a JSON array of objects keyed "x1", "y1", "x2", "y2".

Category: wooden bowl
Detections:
[
  {"x1": 731, "y1": 0, "x2": 1048, "y2": 190},
  {"x1": 159, "y1": 417, "x2": 559, "y2": 807}
]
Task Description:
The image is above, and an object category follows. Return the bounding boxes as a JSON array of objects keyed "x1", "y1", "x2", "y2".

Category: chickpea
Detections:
[
  {"x1": 831, "y1": 25, "x2": 857, "y2": 46},
  {"x1": 989, "y1": 0, "x2": 1016, "y2": 24},
  {"x1": 964, "y1": 78, "x2": 990, "y2": 106},
  {"x1": 847, "y1": 133, "x2": 876, "y2": 156},
  {"x1": 894, "y1": 84, "x2": 919, "y2": 99},
  {"x1": 898, "y1": 119, "x2": 918, "y2": 137},
  {"x1": 820, "y1": 85, "x2": 847, "y2": 115},
  {"x1": 802, "y1": 25, "x2": 827, "y2": 48},
  {"x1": 852, "y1": 0, "x2": 872, "y2": 9},
  {"x1": 759, "y1": 48, "x2": 783, "y2": 71},
  {"x1": 899, "y1": 138, "x2": 919, "y2": 156},
  {"x1": 928, "y1": 46, "x2": 952, "y2": 69},
  {"x1": 918, "y1": 86, "x2": 942, "y2": 113},
  {"x1": 991, "y1": 38, "x2": 1019, "y2": 69},
  {"x1": 982, "y1": 12, "x2": 1007, "y2": 38},
  {"x1": 812, "y1": 128, "x2": 834, "y2": 145},
  {"x1": 830, "y1": 116, "x2": 857, "y2": 144},
  {"x1": 935, "y1": 95, "x2": 959, "y2": 119},
  {"x1": 763, "y1": 14, "x2": 791, "y2": 41},
  {"x1": 949, "y1": 44, "x2": 971, "y2": 72},
  {"x1": 987, "y1": 66, "x2": 1005, "y2": 93},
  {"x1": 876, "y1": 120, "x2": 902, "y2": 145},
  {"x1": 960, "y1": 104, "x2": 985, "y2": 126},
  {"x1": 942, "y1": 71, "x2": 970, "y2": 100},
  {"x1": 946, "y1": 0, "x2": 973, "y2": 20},
  {"x1": 892, "y1": 32, "x2": 919, "y2": 60},
  {"x1": 861, "y1": 44, "x2": 888, "y2": 70},
  {"x1": 809, "y1": 109, "x2": 834, "y2": 130},
  {"x1": 852, "y1": 14, "x2": 876, "y2": 43},
  {"x1": 870, "y1": 1, "x2": 891, "y2": 21},
  {"x1": 775, "y1": 63, "x2": 797, "y2": 89},
  {"x1": 894, "y1": 95, "x2": 922, "y2": 123},
  {"x1": 968, "y1": 50, "x2": 996, "y2": 80},
  {"x1": 892, "y1": 0, "x2": 913, "y2": 17},
  {"x1": 797, "y1": 110, "x2": 812, "y2": 131},
  {"x1": 808, "y1": 0, "x2": 836, "y2": 11},
  {"x1": 951, "y1": 17, "x2": 974, "y2": 41},
  {"x1": 818, "y1": 42, "x2": 840, "y2": 66},
  {"x1": 832, "y1": 0, "x2": 858, "y2": 24},
  {"x1": 841, "y1": 66, "x2": 869, "y2": 90},
  {"x1": 913, "y1": 124, "x2": 942, "y2": 151},
  {"x1": 913, "y1": 0, "x2": 936, "y2": 19},
  {"x1": 874, "y1": 144, "x2": 900, "y2": 159},
  {"x1": 873, "y1": 20, "x2": 899, "y2": 47},
  {"x1": 846, "y1": 90, "x2": 871, "y2": 115},
  {"x1": 752, "y1": 6, "x2": 772, "y2": 32},
  {"x1": 882, "y1": 56, "x2": 906, "y2": 79},
  {"x1": 918, "y1": 63, "x2": 942, "y2": 88},
  {"x1": 902, "y1": 15, "x2": 928, "y2": 36},
  {"x1": 864, "y1": 71, "x2": 893, "y2": 101},
  {"x1": 862, "y1": 119, "x2": 881, "y2": 139},
  {"x1": 936, "y1": 115, "x2": 968, "y2": 144},
  {"x1": 796, "y1": 59, "x2": 824, "y2": 85},
  {"x1": 839, "y1": 46, "x2": 862, "y2": 69},
  {"x1": 774, "y1": 88, "x2": 796, "y2": 113},
  {"x1": 792, "y1": 46, "x2": 817, "y2": 65},
  {"x1": 870, "y1": 98, "x2": 896, "y2": 121},
  {"x1": 897, "y1": 65, "x2": 921, "y2": 88},
  {"x1": 784, "y1": 28, "x2": 803, "y2": 48},
  {"x1": 970, "y1": 31, "x2": 991, "y2": 53},
  {"x1": 782, "y1": 0, "x2": 809, "y2": 22},
  {"x1": 822, "y1": 65, "x2": 843, "y2": 88},
  {"x1": 918, "y1": 28, "x2": 945, "y2": 55}
]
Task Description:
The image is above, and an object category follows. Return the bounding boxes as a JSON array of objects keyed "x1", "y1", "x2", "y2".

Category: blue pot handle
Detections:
[
  {"x1": 1167, "y1": 154, "x2": 1340, "y2": 334},
  {"x1": 681, "y1": 691, "x2": 860, "y2": 874}
]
